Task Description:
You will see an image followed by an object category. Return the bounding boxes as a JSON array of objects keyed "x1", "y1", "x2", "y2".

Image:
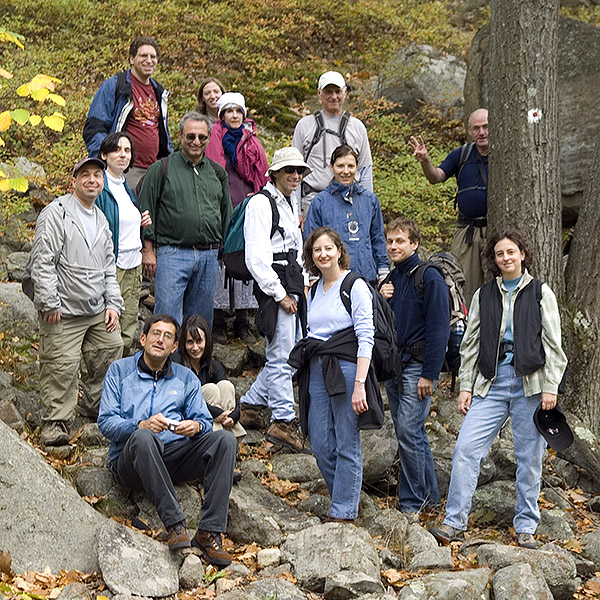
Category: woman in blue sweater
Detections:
[
  {"x1": 95, "y1": 132, "x2": 151, "y2": 353},
  {"x1": 303, "y1": 145, "x2": 389, "y2": 285}
]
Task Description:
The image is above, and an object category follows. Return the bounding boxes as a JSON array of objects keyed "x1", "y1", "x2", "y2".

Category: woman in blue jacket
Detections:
[
  {"x1": 95, "y1": 132, "x2": 151, "y2": 353},
  {"x1": 303, "y1": 145, "x2": 389, "y2": 285}
]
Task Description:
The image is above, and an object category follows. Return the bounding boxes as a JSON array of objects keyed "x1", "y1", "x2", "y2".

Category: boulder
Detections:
[
  {"x1": 408, "y1": 546, "x2": 453, "y2": 571},
  {"x1": 133, "y1": 484, "x2": 204, "y2": 529},
  {"x1": 178, "y1": 553, "x2": 205, "y2": 590},
  {"x1": 465, "y1": 16, "x2": 600, "y2": 220},
  {"x1": 471, "y1": 480, "x2": 516, "y2": 526},
  {"x1": 362, "y1": 508, "x2": 409, "y2": 553},
  {"x1": 270, "y1": 453, "x2": 321, "y2": 483},
  {"x1": 361, "y1": 412, "x2": 397, "y2": 484},
  {"x1": 0, "y1": 282, "x2": 37, "y2": 339},
  {"x1": 213, "y1": 344, "x2": 249, "y2": 377},
  {"x1": 477, "y1": 543, "x2": 578, "y2": 599},
  {"x1": 406, "y1": 523, "x2": 439, "y2": 555},
  {"x1": 256, "y1": 547, "x2": 281, "y2": 569},
  {"x1": 397, "y1": 568, "x2": 491, "y2": 599},
  {"x1": 280, "y1": 522, "x2": 380, "y2": 592},
  {"x1": 6, "y1": 252, "x2": 30, "y2": 281},
  {"x1": 492, "y1": 562, "x2": 553, "y2": 600},
  {"x1": 540, "y1": 542, "x2": 596, "y2": 578},
  {"x1": 323, "y1": 570, "x2": 384, "y2": 599},
  {"x1": 56, "y1": 583, "x2": 92, "y2": 600},
  {"x1": 0, "y1": 398, "x2": 24, "y2": 430},
  {"x1": 217, "y1": 578, "x2": 307, "y2": 600},
  {"x1": 374, "y1": 43, "x2": 466, "y2": 117},
  {"x1": 581, "y1": 528, "x2": 600, "y2": 568},
  {"x1": 537, "y1": 507, "x2": 576, "y2": 540},
  {"x1": 97, "y1": 519, "x2": 180, "y2": 597},
  {"x1": 0, "y1": 419, "x2": 105, "y2": 573}
]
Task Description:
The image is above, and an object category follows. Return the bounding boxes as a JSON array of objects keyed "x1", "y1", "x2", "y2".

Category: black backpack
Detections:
[
  {"x1": 310, "y1": 271, "x2": 398, "y2": 382},
  {"x1": 303, "y1": 110, "x2": 351, "y2": 162},
  {"x1": 407, "y1": 252, "x2": 468, "y2": 390},
  {"x1": 455, "y1": 142, "x2": 488, "y2": 207}
]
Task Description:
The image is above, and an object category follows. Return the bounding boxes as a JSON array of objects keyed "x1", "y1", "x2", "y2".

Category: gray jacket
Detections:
[{"x1": 26, "y1": 193, "x2": 124, "y2": 317}]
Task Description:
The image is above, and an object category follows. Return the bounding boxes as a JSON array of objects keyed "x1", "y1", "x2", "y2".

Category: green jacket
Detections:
[{"x1": 139, "y1": 151, "x2": 231, "y2": 246}]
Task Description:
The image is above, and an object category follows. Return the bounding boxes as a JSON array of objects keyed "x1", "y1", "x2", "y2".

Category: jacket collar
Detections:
[
  {"x1": 137, "y1": 351, "x2": 174, "y2": 379},
  {"x1": 495, "y1": 268, "x2": 533, "y2": 292}
]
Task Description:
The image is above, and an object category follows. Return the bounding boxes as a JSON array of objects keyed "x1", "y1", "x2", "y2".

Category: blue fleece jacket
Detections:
[
  {"x1": 388, "y1": 253, "x2": 450, "y2": 380},
  {"x1": 303, "y1": 181, "x2": 389, "y2": 282}
]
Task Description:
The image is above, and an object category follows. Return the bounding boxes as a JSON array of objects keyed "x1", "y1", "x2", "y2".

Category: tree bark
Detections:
[{"x1": 488, "y1": 0, "x2": 562, "y2": 292}]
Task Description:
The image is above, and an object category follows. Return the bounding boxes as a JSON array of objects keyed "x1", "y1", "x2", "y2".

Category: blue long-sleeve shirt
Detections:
[{"x1": 388, "y1": 253, "x2": 449, "y2": 380}]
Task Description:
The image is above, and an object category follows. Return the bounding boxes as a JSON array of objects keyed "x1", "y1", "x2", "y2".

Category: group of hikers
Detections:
[{"x1": 23, "y1": 35, "x2": 568, "y2": 566}]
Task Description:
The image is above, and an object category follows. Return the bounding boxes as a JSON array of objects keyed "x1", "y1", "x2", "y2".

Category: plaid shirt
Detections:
[{"x1": 459, "y1": 270, "x2": 567, "y2": 397}]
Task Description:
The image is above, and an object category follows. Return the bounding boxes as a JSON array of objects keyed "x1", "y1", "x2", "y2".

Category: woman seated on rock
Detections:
[
  {"x1": 303, "y1": 145, "x2": 389, "y2": 286},
  {"x1": 195, "y1": 77, "x2": 225, "y2": 124},
  {"x1": 289, "y1": 227, "x2": 378, "y2": 522},
  {"x1": 429, "y1": 229, "x2": 567, "y2": 549},
  {"x1": 173, "y1": 314, "x2": 246, "y2": 440},
  {"x1": 206, "y1": 92, "x2": 270, "y2": 344}
]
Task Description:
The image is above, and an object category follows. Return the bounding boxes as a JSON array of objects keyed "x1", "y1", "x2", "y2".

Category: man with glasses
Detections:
[
  {"x1": 239, "y1": 147, "x2": 310, "y2": 453},
  {"x1": 83, "y1": 36, "x2": 173, "y2": 190},
  {"x1": 98, "y1": 313, "x2": 236, "y2": 565},
  {"x1": 138, "y1": 112, "x2": 231, "y2": 326},
  {"x1": 292, "y1": 71, "x2": 373, "y2": 217}
]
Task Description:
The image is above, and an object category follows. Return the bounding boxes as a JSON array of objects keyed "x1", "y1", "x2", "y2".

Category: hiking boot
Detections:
[
  {"x1": 239, "y1": 403, "x2": 266, "y2": 430},
  {"x1": 166, "y1": 521, "x2": 191, "y2": 551},
  {"x1": 212, "y1": 314, "x2": 228, "y2": 345},
  {"x1": 192, "y1": 530, "x2": 232, "y2": 567},
  {"x1": 233, "y1": 319, "x2": 257, "y2": 344},
  {"x1": 41, "y1": 421, "x2": 69, "y2": 447},
  {"x1": 516, "y1": 532, "x2": 537, "y2": 549},
  {"x1": 266, "y1": 420, "x2": 309, "y2": 454},
  {"x1": 429, "y1": 523, "x2": 465, "y2": 544}
]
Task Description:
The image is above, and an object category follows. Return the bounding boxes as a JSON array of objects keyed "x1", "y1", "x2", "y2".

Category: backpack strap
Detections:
[
  {"x1": 303, "y1": 110, "x2": 352, "y2": 161},
  {"x1": 115, "y1": 70, "x2": 128, "y2": 106},
  {"x1": 340, "y1": 271, "x2": 361, "y2": 316},
  {"x1": 338, "y1": 111, "x2": 350, "y2": 145},
  {"x1": 408, "y1": 261, "x2": 438, "y2": 298},
  {"x1": 259, "y1": 188, "x2": 285, "y2": 240}
]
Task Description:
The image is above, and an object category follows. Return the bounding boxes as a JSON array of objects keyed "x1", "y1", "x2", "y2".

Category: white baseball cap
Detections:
[{"x1": 318, "y1": 71, "x2": 346, "y2": 90}]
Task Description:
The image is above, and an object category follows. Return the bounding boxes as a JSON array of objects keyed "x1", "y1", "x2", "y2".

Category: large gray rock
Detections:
[
  {"x1": 227, "y1": 476, "x2": 320, "y2": 546},
  {"x1": 213, "y1": 344, "x2": 249, "y2": 377},
  {"x1": 363, "y1": 508, "x2": 409, "y2": 554},
  {"x1": 537, "y1": 507, "x2": 576, "y2": 540},
  {"x1": 217, "y1": 578, "x2": 307, "y2": 600},
  {"x1": 6, "y1": 252, "x2": 30, "y2": 281},
  {"x1": 0, "y1": 282, "x2": 37, "y2": 338},
  {"x1": 477, "y1": 543, "x2": 578, "y2": 600},
  {"x1": 270, "y1": 453, "x2": 321, "y2": 483},
  {"x1": 133, "y1": 483, "x2": 203, "y2": 529},
  {"x1": 492, "y1": 562, "x2": 553, "y2": 600},
  {"x1": 374, "y1": 43, "x2": 466, "y2": 117},
  {"x1": 465, "y1": 16, "x2": 600, "y2": 220},
  {"x1": 406, "y1": 523, "x2": 439, "y2": 555},
  {"x1": 0, "y1": 419, "x2": 105, "y2": 573},
  {"x1": 280, "y1": 522, "x2": 380, "y2": 592},
  {"x1": 178, "y1": 554, "x2": 205, "y2": 590},
  {"x1": 471, "y1": 480, "x2": 516, "y2": 526},
  {"x1": 408, "y1": 546, "x2": 453, "y2": 571},
  {"x1": 323, "y1": 570, "x2": 384, "y2": 599},
  {"x1": 361, "y1": 412, "x2": 397, "y2": 484},
  {"x1": 581, "y1": 528, "x2": 600, "y2": 568},
  {"x1": 397, "y1": 568, "x2": 491, "y2": 599},
  {"x1": 97, "y1": 519, "x2": 180, "y2": 597}
]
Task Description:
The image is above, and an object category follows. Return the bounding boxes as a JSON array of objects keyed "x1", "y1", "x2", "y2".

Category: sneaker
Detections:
[
  {"x1": 192, "y1": 530, "x2": 232, "y2": 567},
  {"x1": 239, "y1": 403, "x2": 266, "y2": 430},
  {"x1": 429, "y1": 523, "x2": 465, "y2": 544},
  {"x1": 516, "y1": 532, "x2": 537, "y2": 549},
  {"x1": 41, "y1": 421, "x2": 70, "y2": 447},
  {"x1": 166, "y1": 521, "x2": 191, "y2": 551},
  {"x1": 233, "y1": 319, "x2": 257, "y2": 344},
  {"x1": 266, "y1": 420, "x2": 309, "y2": 454}
]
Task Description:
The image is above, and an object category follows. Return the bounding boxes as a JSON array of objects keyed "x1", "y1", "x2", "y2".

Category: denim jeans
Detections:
[
  {"x1": 444, "y1": 363, "x2": 545, "y2": 534},
  {"x1": 240, "y1": 303, "x2": 301, "y2": 421},
  {"x1": 385, "y1": 360, "x2": 440, "y2": 512},
  {"x1": 154, "y1": 245, "x2": 219, "y2": 326},
  {"x1": 307, "y1": 357, "x2": 362, "y2": 520}
]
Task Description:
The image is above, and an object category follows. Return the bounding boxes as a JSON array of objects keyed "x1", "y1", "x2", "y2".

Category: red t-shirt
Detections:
[{"x1": 125, "y1": 74, "x2": 160, "y2": 168}]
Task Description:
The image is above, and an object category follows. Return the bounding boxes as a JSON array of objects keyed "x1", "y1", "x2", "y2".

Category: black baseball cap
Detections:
[
  {"x1": 72, "y1": 156, "x2": 105, "y2": 177},
  {"x1": 533, "y1": 404, "x2": 574, "y2": 452}
]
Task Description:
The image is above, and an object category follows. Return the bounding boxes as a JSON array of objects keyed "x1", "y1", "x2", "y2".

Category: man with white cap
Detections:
[
  {"x1": 239, "y1": 147, "x2": 311, "y2": 452},
  {"x1": 292, "y1": 71, "x2": 373, "y2": 216}
]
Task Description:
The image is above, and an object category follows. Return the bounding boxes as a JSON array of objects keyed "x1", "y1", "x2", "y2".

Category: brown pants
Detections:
[{"x1": 451, "y1": 225, "x2": 486, "y2": 308}]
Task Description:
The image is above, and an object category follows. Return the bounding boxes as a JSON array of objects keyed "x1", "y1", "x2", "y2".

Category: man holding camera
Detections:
[{"x1": 98, "y1": 313, "x2": 236, "y2": 566}]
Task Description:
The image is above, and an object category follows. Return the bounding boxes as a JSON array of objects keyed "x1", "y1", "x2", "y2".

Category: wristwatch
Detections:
[{"x1": 355, "y1": 377, "x2": 366, "y2": 385}]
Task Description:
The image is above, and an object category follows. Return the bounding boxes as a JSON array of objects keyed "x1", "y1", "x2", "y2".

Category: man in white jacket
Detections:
[{"x1": 26, "y1": 157, "x2": 124, "y2": 446}]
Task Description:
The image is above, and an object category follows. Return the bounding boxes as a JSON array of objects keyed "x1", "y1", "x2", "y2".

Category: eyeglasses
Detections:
[
  {"x1": 282, "y1": 166, "x2": 305, "y2": 175},
  {"x1": 148, "y1": 329, "x2": 175, "y2": 341},
  {"x1": 185, "y1": 133, "x2": 209, "y2": 142}
]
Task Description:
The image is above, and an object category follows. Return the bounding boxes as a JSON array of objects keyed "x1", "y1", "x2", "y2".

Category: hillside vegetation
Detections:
[{"x1": 1, "y1": 0, "x2": 599, "y2": 246}]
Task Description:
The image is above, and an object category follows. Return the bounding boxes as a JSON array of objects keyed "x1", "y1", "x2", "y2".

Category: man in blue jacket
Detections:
[
  {"x1": 98, "y1": 313, "x2": 236, "y2": 566},
  {"x1": 83, "y1": 36, "x2": 173, "y2": 190},
  {"x1": 380, "y1": 216, "x2": 449, "y2": 521}
]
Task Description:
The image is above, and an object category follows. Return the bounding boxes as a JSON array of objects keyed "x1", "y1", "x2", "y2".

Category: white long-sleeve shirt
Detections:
[{"x1": 244, "y1": 181, "x2": 304, "y2": 302}]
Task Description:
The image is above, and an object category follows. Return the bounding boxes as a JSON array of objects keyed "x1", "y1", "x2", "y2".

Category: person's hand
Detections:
[
  {"x1": 142, "y1": 245, "x2": 157, "y2": 278},
  {"x1": 174, "y1": 419, "x2": 202, "y2": 437},
  {"x1": 105, "y1": 309, "x2": 119, "y2": 332},
  {"x1": 457, "y1": 391, "x2": 472, "y2": 415},
  {"x1": 279, "y1": 294, "x2": 297, "y2": 314},
  {"x1": 379, "y1": 282, "x2": 394, "y2": 300},
  {"x1": 139, "y1": 412, "x2": 169, "y2": 433},
  {"x1": 352, "y1": 382, "x2": 368, "y2": 415},
  {"x1": 408, "y1": 135, "x2": 430, "y2": 163},
  {"x1": 417, "y1": 377, "x2": 434, "y2": 401},
  {"x1": 140, "y1": 210, "x2": 152, "y2": 228},
  {"x1": 214, "y1": 411, "x2": 234, "y2": 427},
  {"x1": 541, "y1": 392, "x2": 557, "y2": 411},
  {"x1": 43, "y1": 310, "x2": 62, "y2": 325}
]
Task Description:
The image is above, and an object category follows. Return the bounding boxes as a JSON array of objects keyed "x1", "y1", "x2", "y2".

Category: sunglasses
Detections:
[
  {"x1": 185, "y1": 133, "x2": 209, "y2": 142},
  {"x1": 282, "y1": 166, "x2": 305, "y2": 175}
]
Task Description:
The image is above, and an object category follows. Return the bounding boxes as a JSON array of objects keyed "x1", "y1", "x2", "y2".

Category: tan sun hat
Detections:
[{"x1": 265, "y1": 147, "x2": 312, "y2": 177}]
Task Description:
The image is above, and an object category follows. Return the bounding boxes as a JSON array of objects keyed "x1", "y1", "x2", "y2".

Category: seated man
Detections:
[{"x1": 98, "y1": 314, "x2": 236, "y2": 566}]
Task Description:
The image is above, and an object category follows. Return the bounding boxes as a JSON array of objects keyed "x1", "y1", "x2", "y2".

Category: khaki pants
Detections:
[
  {"x1": 451, "y1": 225, "x2": 486, "y2": 308},
  {"x1": 117, "y1": 265, "x2": 142, "y2": 353},
  {"x1": 202, "y1": 380, "x2": 246, "y2": 439},
  {"x1": 39, "y1": 312, "x2": 123, "y2": 422}
]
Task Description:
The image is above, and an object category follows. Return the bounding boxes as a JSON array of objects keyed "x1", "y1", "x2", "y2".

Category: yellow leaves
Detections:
[
  {"x1": 0, "y1": 176, "x2": 28, "y2": 193},
  {"x1": 0, "y1": 68, "x2": 13, "y2": 79},
  {"x1": 0, "y1": 28, "x2": 25, "y2": 50},
  {"x1": 18, "y1": 74, "x2": 62, "y2": 97},
  {"x1": 47, "y1": 93, "x2": 65, "y2": 107},
  {"x1": 0, "y1": 111, "x2": 11, "y2": 132},
  {"x1": 29, "y1": 114, "x2": 42, "y2": 126},
  {"x1": 43, "y1": 113, "x2": 65, "y2": 132},
  {"x1": 10, "y1": 109, "x2": 29, "y2": 125}
]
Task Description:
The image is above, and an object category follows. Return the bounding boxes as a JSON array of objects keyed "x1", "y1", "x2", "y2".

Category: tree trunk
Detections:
[
  {"x1": 563, "y1": 139, "x2": 600, "y2": 432},
  {"x1": 487, "y1": 0, "x2": 562, "y2": 292}
]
